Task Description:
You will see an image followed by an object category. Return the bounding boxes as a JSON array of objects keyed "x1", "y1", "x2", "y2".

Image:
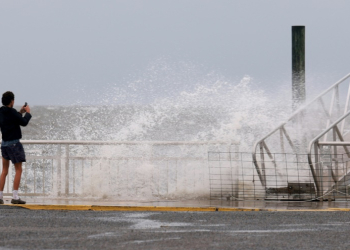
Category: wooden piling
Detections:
[{"x1": 292, "y1": 26, "x2": 305, "y2": 110}]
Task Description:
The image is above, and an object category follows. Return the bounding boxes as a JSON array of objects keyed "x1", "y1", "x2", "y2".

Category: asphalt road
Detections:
[{"x1": 0, "y1": 207, "x2": 349, "y2": 249}]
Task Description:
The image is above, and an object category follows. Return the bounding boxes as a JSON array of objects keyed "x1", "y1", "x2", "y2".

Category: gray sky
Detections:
[{"x1": 1, "y1": 0, "x2": 350, "y2": 105}]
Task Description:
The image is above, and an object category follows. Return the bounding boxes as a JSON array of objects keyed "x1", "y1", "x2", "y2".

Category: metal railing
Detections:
[
  {"x1": 210, "y1": 151, "x2": 350, "y2": 201},
  {"x1": 308, "y1": 110, "x2": 350, "y2": 197},
  {"x1": 252, "y1": 73, "x2": 350, "y2": 190},
  {"x1": 1, "y1": 140, "x2": 238, "y2": 199}
]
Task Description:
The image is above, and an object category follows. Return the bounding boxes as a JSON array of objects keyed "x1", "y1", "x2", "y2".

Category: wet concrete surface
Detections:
[
  {"x1": 2, "y1": 196, "x2": 350, "y2": 210},
  {"x1": 0, "y1": 210, "x2": 350, "y2": 249}
]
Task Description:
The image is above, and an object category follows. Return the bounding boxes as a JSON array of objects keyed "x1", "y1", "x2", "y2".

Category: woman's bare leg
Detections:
[
  {"x1": 13, "y1": 162, "x2": 22, "y2": 191},
  {"x1": 0, "y1": 157, "x2": 9, "y2": 191}
]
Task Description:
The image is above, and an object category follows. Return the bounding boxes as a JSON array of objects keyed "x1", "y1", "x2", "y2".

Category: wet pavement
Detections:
[
  {"x1": 1, "y1": 198, "x2": 350, "y2": 249},
  {"x1": 0, "y1": 209, "x2": 350, "y2": 249}
]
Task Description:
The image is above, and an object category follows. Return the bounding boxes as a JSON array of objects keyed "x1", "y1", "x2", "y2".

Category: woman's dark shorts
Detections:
[{"x1": 1, "y1": 142, "x2": 26, "y2": 164}]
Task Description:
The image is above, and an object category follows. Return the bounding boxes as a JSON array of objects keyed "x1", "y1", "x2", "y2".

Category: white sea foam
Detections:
[
  {"x1": 21, "y1": 60, "x2": 294, "y2": 200},
  {"x1": 27, "y1": 60, "x2": 291, "y2": 147}
]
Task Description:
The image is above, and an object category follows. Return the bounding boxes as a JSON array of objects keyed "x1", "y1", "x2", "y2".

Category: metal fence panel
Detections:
[{"x1": 209, "y1": 152, "x2": 350, "y2": 201}]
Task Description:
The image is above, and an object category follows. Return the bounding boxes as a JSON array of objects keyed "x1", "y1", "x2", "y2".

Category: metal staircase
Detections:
[{"x1": 252, "y1": 73, "x2": 350, "y2": 200}]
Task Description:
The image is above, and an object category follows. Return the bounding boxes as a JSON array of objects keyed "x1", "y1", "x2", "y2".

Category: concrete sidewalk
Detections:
[{"x1": 2, "y1": 196, "x2": 350, "y2": 211}]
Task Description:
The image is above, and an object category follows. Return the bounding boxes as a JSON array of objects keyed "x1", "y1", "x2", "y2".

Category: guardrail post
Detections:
[
  {"x1": 57, "y1": 145, "x2": 61, "y2": 196},
  {"x1": 314, "y1": 140, "x2": 322, "y2": 198},
  {"x1": 327, "y1": 165, "x2": 332, "y2": 201},
  {"x1": 259, "y1": 142, "x2": 266, "y2": 187},
  {"x1": 65, "y1": 144, "x2": 69, "y2": 195},
  {"x1": 332, "y1": 129, "x2": 338, "y2": 180},
  {"x1": 319, "y1": 145, "x2": 325, "y2": 201}
]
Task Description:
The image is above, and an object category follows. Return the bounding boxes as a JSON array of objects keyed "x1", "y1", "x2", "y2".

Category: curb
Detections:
[
  {"x1": 7, "y1": 204, "x2": 217, "y2": 212},
  {"x1": 4, "y1": 204, "x2": 350, "y2": 212},
  {"x1": 268, "y1": 208, "x2": 350, "y2": 212},
  {"x1": 217, "y1": 208, "x2": 268, "y2": 212},
  {"x1": 91, "y1": 206, "x2": 217, "y2": 212}
]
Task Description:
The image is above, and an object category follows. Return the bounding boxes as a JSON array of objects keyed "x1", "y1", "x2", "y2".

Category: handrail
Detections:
[
  {"x1": 307, "y1": 111, "x2": 350, "y2": 154},
  {"x1": 253, "y1": 73, "x2": 350, "y2": 153},
  {"x1": 0, "y1": 140, "x2": 232, "y2": 198},
  {"x1": 307, "y1": 110, "x2": 350, "y2": 194},
  {"x1": 2, "y1": 140, "x2": 239, "y2": 145},
  {"x1": 252, "y1": 73, "x2": 350, "y2": 186}
]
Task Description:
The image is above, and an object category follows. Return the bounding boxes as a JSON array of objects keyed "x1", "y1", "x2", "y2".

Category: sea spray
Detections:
[{"x1": 20, "y1": 60, "x2": 293, "y2": 199}]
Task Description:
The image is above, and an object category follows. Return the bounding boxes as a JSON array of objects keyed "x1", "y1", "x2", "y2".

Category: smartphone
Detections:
[{"x1": 24, "y1": 102, "x2": 27, "y2": 107}]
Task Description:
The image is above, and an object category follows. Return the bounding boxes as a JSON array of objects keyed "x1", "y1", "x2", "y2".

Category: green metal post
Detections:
[{"x1": 292, "y1": 26, "x2": 305, "y2": 110}]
